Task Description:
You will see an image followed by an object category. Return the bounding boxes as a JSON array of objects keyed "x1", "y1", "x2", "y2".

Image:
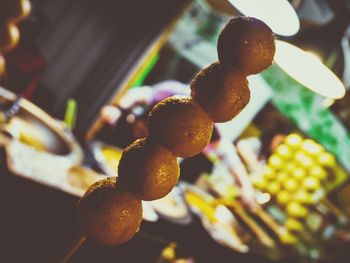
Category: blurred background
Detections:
[{"x1": 1, "y1": 0, "x2": 350, "y2": 262}]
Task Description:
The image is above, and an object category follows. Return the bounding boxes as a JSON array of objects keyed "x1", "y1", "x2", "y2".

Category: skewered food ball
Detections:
[
  {"x1": 285, "y1": 218, "x2": 304, "y2": 233},
  {"x1": 118, "y1": 138, "x2": 180, "y2": 201},
  {"x1": 190, "y1": 62, "x2": 250, "y2": 122},
  {"x1": 283, "y1": 178, "x2": 298, "y2": 192},
  {"x1": 0, "y1": 23, "x2": 20, "y2": 52},
  {"x1": 302, "y1": 176, "x2": 321, "y2": 192},
  {"x1": 77, "y1": 177, "x2": 142, "y2": 246},
  {"x1": 148, "y1": 96, "x2": 213, "y2": 158},
  {"x1": 217, "y1": 16, "x2": 275, "y2": 75},
  {"x1": 0, "y1": 0, "x2": 31, "y2": 23},
  {"x1": 309, "y1": 165, "x2": 327, "y2": 181}
]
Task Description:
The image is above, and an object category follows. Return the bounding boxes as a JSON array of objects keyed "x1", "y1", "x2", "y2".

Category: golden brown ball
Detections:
[
  {"x1": 77, "y1": 177, "x2": 142, "y2": 246},
  {"x1": 0, "y1": 23, "x2": 20, "y2": 52},
  {"x1": 217, "y1": 16, "x2": 275, "y2": 75},
  {"x1": 148, "y1": 96, "x2": 213, "y2": 158},
  {"x1": 118, "y1": 138, "x2": 180, "y2": 201},
  {"x1": 190, "y1": 61, "x2": 250, "y2": 122}
]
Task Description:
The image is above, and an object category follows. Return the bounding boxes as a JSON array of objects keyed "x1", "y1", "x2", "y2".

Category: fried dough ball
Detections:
[
  {"x1": 217, "y1": 16, "x2": 275, "y2": 75},
  {"x1": 190, "y1": 62, "x2": 250, "y2": 122},
  {"x1": 118, "y1": 138, "x2": 180, "y2": 201},
  {"x1": 77, "y1": 177, "x2": 142, "y2": 246},
  {"x1": 148, "y1": 96, "x2": 213, "y2": 158},
  {"x1": 0, "y1": 23, "x2": 20, "y2": 52}
]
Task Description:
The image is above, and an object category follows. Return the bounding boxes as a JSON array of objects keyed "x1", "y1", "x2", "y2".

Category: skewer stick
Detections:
[{"x1": 60, "y1": 235, "x2": 87, "y2": 263}]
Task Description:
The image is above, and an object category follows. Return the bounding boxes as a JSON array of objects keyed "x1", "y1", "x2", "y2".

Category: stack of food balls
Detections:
[
  {"x1": 0, "y1": 0, "x2": 31, "y2": 76},
  {"x1": 77, "y1": 17, "x2": 276, "y2": 246}
]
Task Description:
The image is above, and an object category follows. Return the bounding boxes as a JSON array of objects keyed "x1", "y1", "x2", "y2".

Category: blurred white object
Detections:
[
  {"x1": 274, "y1": 40, "x2": 346, "y2": 99},
  {"x1": 228, "y1": 0, "x2": 300, "y2": 36},
  {"x1": 142, "y1": 201, "x2": 159, "y2": 222}
]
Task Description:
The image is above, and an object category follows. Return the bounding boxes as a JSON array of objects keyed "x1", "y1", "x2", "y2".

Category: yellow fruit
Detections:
[
  {"x1": 286, "y1": 202, "x2": 308, "y2": 218},
  {"x1": 301, "y1": 139, "x2": 324, "y2": 156},
  {"x1": 263, "y1": 166, "x2": 275, "y2": 180},
  {"x1": 280, "y1": 231, "x2": 297, "y2": 245},
  {"x1": 148, "y1": 97, "x2": 213, "y2": 158},
  {"x1": 291, "y1": 167, "x2": 307, "y2": 181},
  {"x1": 267, "y1": 182, "x2": 281, "y2": 195},
  {"x1": 285, "y1": 134, "x2": 303, "y2": 149},
  {"x1": 252, "y1": 176, "x2": 268, "y2": 191},
  {"x1": 276, "y1": 190, "x2": 291, "y2": 206},
  {"x1": 285, "y1": 162, "x2": 296, "y2": 173},
  {"x1": 268, "y1": 154, "x2": 284, "y2": 170},
  {"x1": 295, "y1": 152, "x2": 314, "y2": 169},
  {"x1": 276, "y1": 172, "x2": 289, "y2": 184},
  {"x1": 283, "y1": 178, "x2": 299, "y2": 192},
  {"x1": 275, "y1": 144, "x2": 293, "y2": 160},
  {"x1": 285, "y1": 218, "x2": 304, "y2": 233},
  {"x1": 302, "y1": 177, "x2": 321, "y2": 192},
  {"x1": 309, "y1": 166, "x2": 328, "y2": 181},
  {"x1": 77, "y1": 177, "x2": 142, "y2": 246},
  {"x1": 190, "y1": 62, "x2": 250, "y2": 123},
  {"x1": 294, "y1": 190, "x2": 313, "y2": 205},
  {"x1": 118, "y1": 138, "x2": 179, "y2": 201},
  {"x1": 317, "y1": 152, "x2": 336, "y2": 167}
]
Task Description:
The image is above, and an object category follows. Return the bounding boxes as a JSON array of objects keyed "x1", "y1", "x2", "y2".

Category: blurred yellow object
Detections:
[
  {"x1": 283, "y1": 178, "x2": 299, "y2": 192},
  {"x1": 309, "y1": 166, "x2": 328, "y2": 181},
  {"x1": 301, "y1": 139, "x2": 324, "y2": 156},
  {"x1": 280, "y1": 231, "x2": 297, "y2": 245},
  {"x1": 286, "y1": 201, "x2": 308, "y2": 218},
  {"x1": 0, "y1": 23, "x2": 20, "y2": 52},
  {"x1": 285, "y1": 218, "x2": 304, "y2": 233},
  {"x1": 19, "y1": 132, "x2": 47, "y2": 152},
  {"x1": 285, "y1": 162, "x2": 297, "y2": 174},
  {"x1": 303, "y1": 177, "x2": 321, "y2": 192},
  {"x1": 317, "y1": 152, "x2": 336, "y2": 167},
  {"x1": 275, "y1": 144, "x2": 293, "y2": 160},
  {"x1": 295, "y1": 152, "x2": 314, "y2": 169},
  {"x1": 268, "y1": 154, "x2": 284, "y2": 170},
  {"x1": 101, "y1": 147, "x2": 122, "y2": 172},
  {"x1": 276, "y1": 171, "x2": 289, "y2": 184},
  {"x1": 0, "y1": 0, "x2": 31, "y2": 23},
  {"x1": 0, "y1": 53, "x2": 5, "y2": 76},
  {"x1": 294, "y1": 190, "x2": 313, "y2": 205},
  {"x1": 276, "y1": 190, "x2": 291, "y2": 206},
  {"x1": 252, "y1": 176, "x2": 268, "y2": 191},
  {"x1": 285, "y1": 133, "x2": 302, "y2": 149},
  {"x1": 263, "y1": 166, "x2": 275, "y2": 180},
  {"x1": 185, "y1": 191, "x2": 217, "y2": 223},
  {"x1": 291, "y1": 167, "x2": 307, "y2": 181},
  {"x1": 267, "y1": 182, "x2": 281, "y2": 195}
]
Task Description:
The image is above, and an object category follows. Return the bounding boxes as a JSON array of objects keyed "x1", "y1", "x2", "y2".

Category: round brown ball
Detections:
[
  {"x1": 118, "y1": 138, "x2": 180, "y2": 201},
  {"x1": 217, "y1": 16, "x2": 275, "y2": 75},
  {"x1": 191, "y1": 61, "x2": 250, "y2": 122},
  {"x1": 77, "y1": 177, "x2": 142, "y2": 246},
  {"x1": 148, "y1": 96, "x2": 213, "y2": 158}
]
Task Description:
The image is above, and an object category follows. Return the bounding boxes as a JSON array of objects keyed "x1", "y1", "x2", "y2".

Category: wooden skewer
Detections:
[{"x1": 60, "y1": 235, "x2": 87, "y2": 263}]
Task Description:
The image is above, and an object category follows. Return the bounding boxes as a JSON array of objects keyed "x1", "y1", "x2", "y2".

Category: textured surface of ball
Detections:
[
  {"x1": 191, "y1": 62, "x2": 250, "y2": 122},
  {"x1": 148, "y1": 96, "x2": 213, "y2": 158},
  {"x1": 77, "y1": 177, "x2": 142, "y2": 246},
  {"x1": 217, "y1": 16, "x2": 275, "y2": 75},
  {"x1": 118, "y1": 138, "x2": 180, "y2": 201}
]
